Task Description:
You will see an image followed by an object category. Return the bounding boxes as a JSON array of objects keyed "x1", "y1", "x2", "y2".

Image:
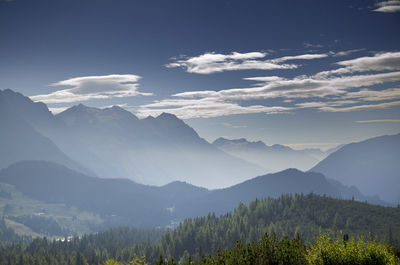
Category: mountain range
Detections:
[
  {"x1": 0, "y1": 89, "x2": 265, "y2": 188},
  {"x1": 0, "y1": 88, "x2": 399, "y2": 235},
  {"x1": 311, "y1": 133, "x2": 400, "y2": 204},
  {"x1": 0, "y1": 160, "x2": 381, "y2": 229},
  {"x1": 212, "y1": 137, "x2": 333, "y2": 172}
]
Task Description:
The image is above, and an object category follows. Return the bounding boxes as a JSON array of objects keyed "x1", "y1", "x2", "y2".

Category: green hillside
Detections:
[{"x1": 0, "y1": 182, "x2": 104, "y2": 239}]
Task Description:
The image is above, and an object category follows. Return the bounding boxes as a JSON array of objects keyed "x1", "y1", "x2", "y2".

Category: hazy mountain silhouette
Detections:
[
  {"x1": 0, "y1": 93, "x2": 85, "y2": 173},
  {"x1": 212, "y1": 137, "x2": 328, "y2": 172},
  {"x1": 311, "y1": 133, "x2": 400, "y2": 203},
  {"x1": 53, "y1": 105, "x2": 265, "y2": 188},
  {"x1": 0, "y1": 160, "x2": 382, "y2": 229},
  {"x1": 0, "y1": 89, "x2": 264, "y2": 188}
]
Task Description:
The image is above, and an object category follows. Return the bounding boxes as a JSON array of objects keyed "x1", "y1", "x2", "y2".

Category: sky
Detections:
[{"x1": 1, "y1": 0, "x2": 400, "y2": 150}]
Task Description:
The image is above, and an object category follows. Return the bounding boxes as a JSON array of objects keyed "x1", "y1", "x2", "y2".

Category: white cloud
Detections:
[
  {"x1": 331, "y1": 49, "x2": 365, "y2": 57},
  {"x1": 336, "y1": 51, "x2": 400, "y2": 72},
  {"x1": 30, "y1": 74, "x2": 152, "y2": 104},
  {"x1": 355, "y1": 119, "x2": 400, "y2": 123},
  {"x1": 316, "y1": 52, "x2": 400, "y2": 77},
  {"x1": 268, "y1": 53, "x2": 328, "y2": 63},
  {"x1": 373, "y1": 0, "x2": 400, "y2": 12},
  {"x1": 171, "y1": 71, "x2": 400, "y2": 101},
  {"x1": 139, "y1": 51, "x2": 400, "y2": 119},
  {"x1": 320, "y1": 100, "x2": 400, "y2": 112},
  {"x1": 166, "y1": 51, "x2": 329, "y2": 74},
  {"x1": 221, "y1": 122, "x2": 248, "y2": 129},
  {"x1": 100, "y1": 103, "x2": 128, "y2": 109},
  {"x1": 48, "y1": 106, "x2": 69, "y2": 114},
  {"x1": 243, "y1": 76, "x2": 284, "y2": 82},
  {"x1": 303, "y1": 42, "x2": 324, "y2": 48},
  {"x1": 344, "y1": 87, "x2": 400, "y2": 101},
  {"x1": 136, "y1": 97, "x2": 292, "y2": 119}
]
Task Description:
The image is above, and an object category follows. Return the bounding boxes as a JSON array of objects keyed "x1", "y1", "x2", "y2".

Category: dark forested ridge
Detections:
[
  {"x1": 0, "y1": 194, "x2": 399, "y2": 265},
  {"x1": 0, "y1": 161, "x2": 385, "y2": 233}
]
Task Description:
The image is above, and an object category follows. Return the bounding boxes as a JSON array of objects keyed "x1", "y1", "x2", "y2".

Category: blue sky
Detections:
[{"x1": 1, "y1": 0, "x2": 400, "y2": 149}]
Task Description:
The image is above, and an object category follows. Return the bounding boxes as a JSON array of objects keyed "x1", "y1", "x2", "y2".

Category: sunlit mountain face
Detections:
[{"x1": 0, "y1": 0, "x2": 399, "y2": 262}]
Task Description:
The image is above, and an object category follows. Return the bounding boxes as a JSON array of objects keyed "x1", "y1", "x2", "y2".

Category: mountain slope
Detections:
[
  {"x1": 198, "y1": 168, "x2": 383, "y2": 218},
  {"x1": 0, "y1": 105, "x2": 84, "y2": 172},
  {"x1": 311, "y1": 133, "x2": 400, "y2": 203},
  {"x1": 212, "y1": 137, "x2": 327, "y2": 172},
  {"x1": 0, "y1": 161, "x2": 169, "y2": 228},
  {"x1": 0, "y1": 161, "x2": 381, "y2": 231},
  {"x1": 158, "y1": 194, "x2": 400, "y2": 262}
]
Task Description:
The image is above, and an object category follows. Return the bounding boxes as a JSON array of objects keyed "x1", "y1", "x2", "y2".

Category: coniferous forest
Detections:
[{"x1": 1, "y1": 194, "x2": 399, "y2": 265}]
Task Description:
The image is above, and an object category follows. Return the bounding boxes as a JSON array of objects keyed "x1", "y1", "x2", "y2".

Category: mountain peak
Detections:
[
  {"x1": 58, "y1": 104, "x2": 99, "y2": 116},
  {"x1": 157, "y1": 112, "x2": 179, "y2": 121},
  {"x1": 0, "y1": 88, "x2": 31, "y2": 103},
  {"x1": 212, "y1": 137, "x2": 229, "y2": 145},
  {"x1": 58, "y1": 104, "x2": 140, "y2": 125},
  {"x1": 213, "y1": 137, "x2": 268, "y2": 150},
  {"x1": 0, "y1": 88, "x2": 54, "y2": 125},
  {"x1": 65, "y1": 103, "x2": 95, "y2": 112},
  {"x1": 270, "y1": 144, "x2": 293, "y2": 151}
]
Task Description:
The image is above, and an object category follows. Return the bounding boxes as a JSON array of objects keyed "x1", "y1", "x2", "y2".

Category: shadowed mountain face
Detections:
[
  {"x1": 0, "y1": 89, "x2": 264, "y2": 188},
  {"x1": 0, "y1": 93, "x2": 85, "y2": 173},
  {"x1": 311, "y1": 133, "x2": 400, "y2": 204},
  {"x1": 212, "y1": 137, "x2": 328, "y2": 172},
  {"x1": 0, "y1": 161, "x2": 382, "y2": 228}
]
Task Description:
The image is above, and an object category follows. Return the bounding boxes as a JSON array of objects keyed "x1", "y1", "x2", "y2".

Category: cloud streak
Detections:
[
  {"x1": 139, "y1": 52, "x2": 400, "y2": 119},
  {"x1": 31, "y1": 74, "x2": 152, "y2": 104},
  {"x1": 316, "y1": 51, "x2": 400, "y2": 77},
  {"x1": 166, "y1": 51, "x2": 329, "y2": 74},
  {"x1": 373, "y1": 0, "x2": 400, "y2": 12},
  {"x1": 136, "y1": 97, "x2": 292, "y2": 119},
  {"x1": 355, "y1": 119, "x2": 400, "y2": 123}
]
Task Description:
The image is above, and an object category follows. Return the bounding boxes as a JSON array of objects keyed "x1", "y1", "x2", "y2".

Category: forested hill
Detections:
[
  {"x1": 0, "y1": 161, "x2": 383, "y2": 231},
  {"x1": 0, "y1": 194, "x2": 399, "y2": 265},
  {"x1": 158, "y1": 194, "x2": 400, "y2": 262}
]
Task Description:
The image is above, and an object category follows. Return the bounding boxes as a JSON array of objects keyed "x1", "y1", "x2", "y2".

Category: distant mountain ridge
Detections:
[
  {"x1": 311, "y1": 133, "x2": 400, "y2": 204},
  {"x1": 0, "y1": 160, "x2": 384, "y2": 229},
  {"x1": 0, "y1": 89, "x2": 264, "y2": 188},
  {"x1": 0, "y1": 94, "x2": 86, "y2": 174},
  {"x1": 212, "y1": 137, "x2": 329, "y2": 172}
]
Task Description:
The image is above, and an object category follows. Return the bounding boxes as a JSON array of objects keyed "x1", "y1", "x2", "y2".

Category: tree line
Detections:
[{"x1": 0, "y1": 194, "x2": 399, "y2": 264}]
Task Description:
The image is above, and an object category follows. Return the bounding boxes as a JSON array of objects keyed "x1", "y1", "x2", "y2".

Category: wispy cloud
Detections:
[
  {"x1": 285, "y1": 142, "x2": 340, "y2": 150},
  {"x1": 320, "y1": 101, "x2": 400, "y2": 112},
  {"x1": 166, "y1": 51, "x2": 329, "y2": 74},
  {"x1": 139, "y1": 52, "x2": 400, "y2": 119},
  {"x1": 136, "y1": 97, "x2": 292, "y2": 119},
  {"x1": 316, "y1": 51, "x2": 400, "y2": 77},
  {"x1": 221, "y1": 122, "x2": 248, "y2": 129},
  {"x1": 172, "y1": 71, "x2": 400, "y2": 101},
  {"x1": 303, "y1": 42, "x2": 324, "y2": 48},
  {"x1": 355, "y1": 119, "x2": 400, "y2": 123},
  {"x1": 31, "y1": 74, "x2": 152, "y2": 104},
  {"x1": 373, "y1": 0, "x2": 400, "y2": 12},
  {"x1": 331, "y1": 49, "x2": 365, "y2": 57},
  {"x1": 48, "y1": 106, "x2": 69, "y2": 114}
]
